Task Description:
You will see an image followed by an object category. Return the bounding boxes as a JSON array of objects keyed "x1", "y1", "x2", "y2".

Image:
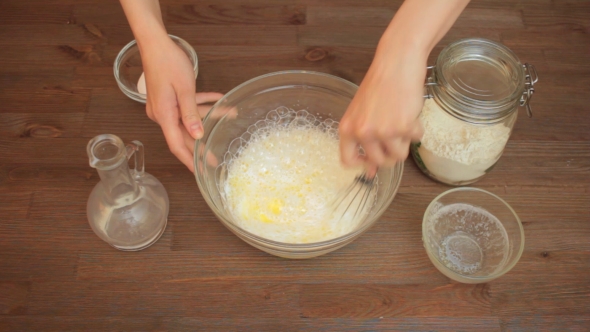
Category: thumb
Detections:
[
  {"x1": 409, "y1": 120, "x2": 424, "y2": 142},
  {"x1": 178, "y1": 89, "x2": 203, "y2": 139}
]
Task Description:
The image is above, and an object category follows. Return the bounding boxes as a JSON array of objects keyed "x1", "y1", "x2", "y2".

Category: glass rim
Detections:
[
  {"x1": 422, "y1": 187, "x2": 525, "y2": 281},
  {"x1": 432, "y1": 38, "x2": 525, "y2": 124},
  {"x1": 87, "y1": 134, "x2": 127, "y2": 170}
]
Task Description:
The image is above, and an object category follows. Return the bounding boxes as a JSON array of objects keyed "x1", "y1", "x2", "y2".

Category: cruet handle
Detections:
[{"x1": 126, "y1": 140, "x2": 145, "y2": 179}]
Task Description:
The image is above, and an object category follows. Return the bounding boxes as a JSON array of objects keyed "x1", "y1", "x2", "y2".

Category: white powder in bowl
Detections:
[{"x1": 415, "y1": 99, "x2": 511, "y2": 184}]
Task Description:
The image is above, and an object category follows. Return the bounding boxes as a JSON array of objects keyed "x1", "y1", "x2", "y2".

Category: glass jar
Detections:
[{"x1": 411, "y1": 38, "x2": 538, "y2": 186}]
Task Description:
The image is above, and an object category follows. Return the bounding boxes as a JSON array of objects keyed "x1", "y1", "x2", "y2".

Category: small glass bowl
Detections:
[
  {"x1": 422, "y1": 187, "x2": 524, "y2": 283},
  {"x1": 113, "y1": 34, "x2": 198, "y2": 103}
]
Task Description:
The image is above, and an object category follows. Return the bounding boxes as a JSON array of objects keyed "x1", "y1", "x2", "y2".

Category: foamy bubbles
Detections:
[
  {"x1": 425, "y1": 203, "x2": 509, "y2": 276},
  {"x1": 219, "y1": 107, "x2": 373, "y2": 244}
]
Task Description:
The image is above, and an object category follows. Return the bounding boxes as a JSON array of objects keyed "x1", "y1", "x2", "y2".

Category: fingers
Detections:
[
  {"x1": 178, "y1": 89, "x2": 203, "y2": 140},
  {"x1": 383, "y1": 138, "x2": 410, "y2": 164},
  {"x1": 196, "y1": 104, "x2": 237, "y2": 119},
  {"x1": 195, "y1": 92, "x2": 224, "y2": 118},
  {"x1": 181, "y1": 126, "x2": 196, "y2": 155},
  {"x1": 209, "y1": 106, "x2": 238, "y2": 120},
  {"x1": 339, "y1": 132, "x2": 363, "y2": 168},
  {"x1": 197, "y1": 105, "x2": 213, "y2": 119},
  {"x1": 408, "y1": 120, "x2": 424, "y2": 142},
  {"x1": 160, "y1": 116, "x2": 195, "y2": 172},
  {"x1": 365, "y1": 164, "x2": 379, "y2": 179},
  {"x1": 363, "y1": 141, "x2": 386, "y2": 166},
  {"x1": 195, "y1": 92, "x2": 224, "y2": 105},
  {"x1": 146, "y1": 102, "x2": 155, "y2": 122}
]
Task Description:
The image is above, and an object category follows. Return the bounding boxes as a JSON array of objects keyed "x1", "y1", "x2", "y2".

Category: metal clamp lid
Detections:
[
  {"x1": 424, "y1": 63, "x2": 539, "y2": 118},
  {"x1": 520, "y1": 63, "x2": 538, "y2": 118}
]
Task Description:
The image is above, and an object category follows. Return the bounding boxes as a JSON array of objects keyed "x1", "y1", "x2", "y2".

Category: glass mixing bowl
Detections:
[
  {"x1": 194, "y1": 71, "x2": 404, "y2": 259},
  {"x1": 113, "y1": 34, "x2": 198, "y2": 103},
  {"x1": 423, "y1": 187, "x2": 525, "y2": 283}
]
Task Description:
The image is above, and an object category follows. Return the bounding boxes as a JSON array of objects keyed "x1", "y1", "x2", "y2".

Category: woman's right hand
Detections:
[{"x1": 139, "y1": 34, "x2": 223, "y2": 172}]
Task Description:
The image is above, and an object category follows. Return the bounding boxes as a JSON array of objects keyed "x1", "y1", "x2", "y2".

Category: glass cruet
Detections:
[{"x1": 86, "y1": 134, "x2": 169, "y2": 251}]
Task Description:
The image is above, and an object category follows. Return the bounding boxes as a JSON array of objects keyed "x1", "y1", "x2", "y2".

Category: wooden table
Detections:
[{"x1": 1, "y1": 0, "x2": 589, "y2": 331}]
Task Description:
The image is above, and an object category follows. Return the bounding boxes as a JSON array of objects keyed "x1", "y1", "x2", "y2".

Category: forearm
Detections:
[
  {"x1": 375, "y1": 0, "x2": 470, "y2": 65},
  {"x1": 119, "y1": 0, "x2": 168, "y2": 51}
]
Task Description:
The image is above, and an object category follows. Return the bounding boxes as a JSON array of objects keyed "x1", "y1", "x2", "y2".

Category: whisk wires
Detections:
[{"x1": 330, "y1": 171, "x2": 377, "y2": 221}]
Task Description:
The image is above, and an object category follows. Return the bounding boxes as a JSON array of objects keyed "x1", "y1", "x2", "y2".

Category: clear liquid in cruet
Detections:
[{"x1": 86, "y1": 134, "x2": 169, "y2": 251}]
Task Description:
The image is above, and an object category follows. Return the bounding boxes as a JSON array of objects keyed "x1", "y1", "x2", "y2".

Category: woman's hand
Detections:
[
  {"x1": 141, "y1": 36, "x2": 223, "y2": 172},
  {"x1": 339, "y1": 50, "x2": 426, "y2": 177},
  {"x1": 338, "y1": 0, "x2": 471, "y2": 177}
]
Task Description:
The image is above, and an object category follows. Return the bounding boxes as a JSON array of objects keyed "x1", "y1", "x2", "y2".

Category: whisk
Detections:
[{"x1": 330, "y1": 171, "x2": 378, "y2": 221}]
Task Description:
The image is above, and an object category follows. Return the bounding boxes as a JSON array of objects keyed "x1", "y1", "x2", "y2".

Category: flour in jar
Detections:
[
  {"x1": 415, "y1": 99, "x2": 512, "y2": 184},
  {"x1": 222, "y1": 108, "x2": 373, "y2": 244}
]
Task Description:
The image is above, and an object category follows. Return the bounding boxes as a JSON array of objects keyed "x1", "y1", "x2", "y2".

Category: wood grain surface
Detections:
[{"x1": 0, "y1": 0, "x2": 589, "y2": 331}]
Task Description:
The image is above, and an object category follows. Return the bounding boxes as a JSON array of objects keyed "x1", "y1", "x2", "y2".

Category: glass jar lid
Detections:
[{"x1": 430, "y1": 38, "x2": 536, "y2": 123}]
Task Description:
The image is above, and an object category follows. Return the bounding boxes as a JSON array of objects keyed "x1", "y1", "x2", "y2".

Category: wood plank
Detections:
[
  {"x1": 0, "y1": 317, "x2": 502, "y2": 331},
  {"x1": 0, "y1": 25, "x2": 102, "y2": 46},
  {"x1": 300, "y1": 283, "x2": 492, "y2": 317},
  {"x1": 0, "y1": 216, "x2": 173, "y2": 255},
  {"x1": 0, "y1": 317, "x2": 158, "y2": 332},
  {"x1": 0, "y1": 45, "x2": 97, "y2": 70},
  {"x1": 0, "y1": 87, "x2": 91, "y2": 114},
  {"x1": 1, "y1": 0, "x2": 107, "y2": 4},
  {"x1": 0, "y1": 246, "x2": 78, "y2": 282},
  {"x1": 0, "y1": 282, "x2": 29, "y2": 315},
  {"x1": 491, "y1": 281, "x2": 590, "y2": 316},
  {"x1": 75, "y1": 189, "x2": 590, "y2": 283},
  {"x1": 506, "y1": 250, "x2": 590, "y2": 283},
  {"x1": 26, "y1": 282, "x2": 300, "y2": 317},
  {"x1": 500, "y1": 316, "x2": 590, "y2": 332},
  {"x1": 85, "y1": 87, "x2": 144, "y2": 115},
  {"x1": 541, "y1": 49, "x2": 590, "y2": 71},
  {"x1": 95, "y1": 24, "x2": 299, "y2": 47},
  {"x1": 71, "y1": 3, "x2": 131, "y2": 26},
  {"x1": 501, "y1": 27, "x2": 590, "y2": 49},
  {"x1": 0, "y1": 136, "x2": 176, "y2": 166},
  {"x1": 453, "y1": 8, "x2": 525, "y2": 29},
  {"x1": 81, "y1": 110, "x2": 162, "y2": 139},
  {"x1": 76, "y1": 228, "x2": 448, "y2": 284},
  {"x1": 0, "y1": 164, "x2": 96, "y2": 192},
  {"x1": 306, "y1": 6, "x2": 395, "y2": 27},
  {"x1": 297, "y1": 26, "x2": 386, "y2": 48},
  {"x1": 465, "y1": 0, "x2": 552, "y2": 10},
  {"x1": 0, "y1": 191, "x2": 32, "y2": 220},
  {"x1": 0, "y1": 66, "x2": 91, "y2": 114},
  {"x1": 0, "y1": 113, "x2": 85, "y2": 138},
  {"x1": 306, "y1": 7, "x2": 524, "y2": 29},
  {"x1": 72, "y1": 66, "x2": 120, "y2": 89},
  {"x1": 0, "y1": 4, "x2": 73, "y2": 25},
  {"x1": 522, "y1": 6, "x2": 590, "y2": 29},
  {"x1": 165, "y1": 4, "x2": 306, "y2": 25}
]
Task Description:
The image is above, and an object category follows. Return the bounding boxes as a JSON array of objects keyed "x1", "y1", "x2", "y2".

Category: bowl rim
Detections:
[
  {"x1": 200, "y1": 70, "x2": 359, "y2": 125},
  {"x1": 113, "y1": 34, "x2": 199, "y2": 103},
  {"x1": 422, "y1": 187, "x2": 525, "y2": 281},
  {"x1": 194, "y1": 70, "x2": 404, "y2": 250}
]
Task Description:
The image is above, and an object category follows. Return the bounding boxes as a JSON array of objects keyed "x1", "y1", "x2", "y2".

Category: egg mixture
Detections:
[{"x1": 223, "y1": 108, "x2": 373, "y2": 244}]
